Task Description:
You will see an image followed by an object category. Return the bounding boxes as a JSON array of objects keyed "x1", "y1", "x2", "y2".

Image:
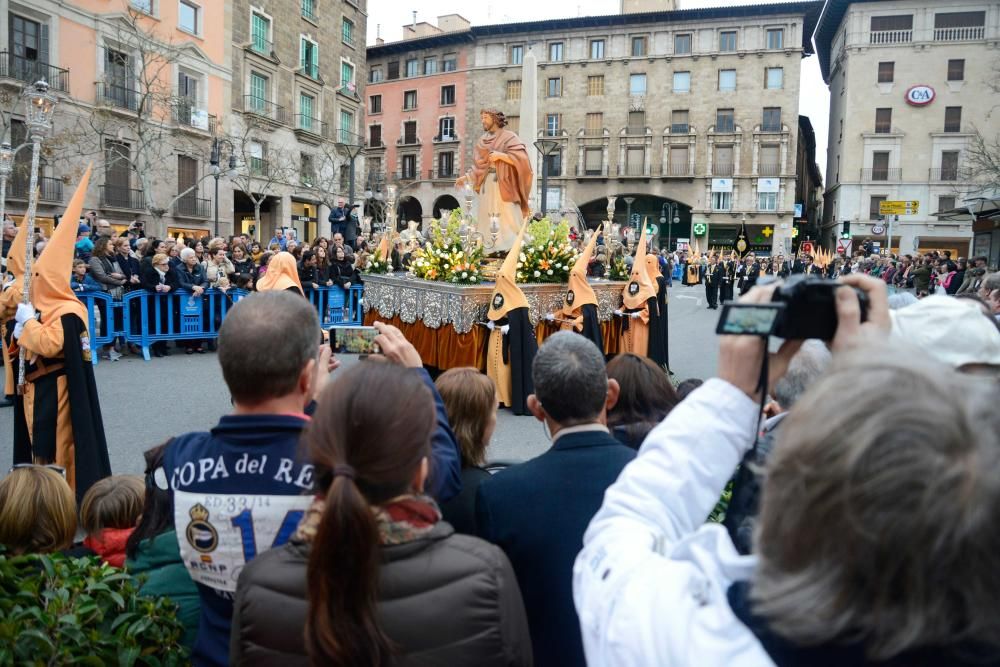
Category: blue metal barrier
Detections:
[{"x1": 76, "y1": 285, "x2": 364, "y2": 364}]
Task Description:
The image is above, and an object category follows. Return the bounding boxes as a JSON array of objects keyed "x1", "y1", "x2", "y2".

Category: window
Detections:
[
  {"x1": 342, "y1": 18, "x2": 356, "y2": 46},
  {"x1": 762, "y1": 107, "x2": 781, "y2": 132},
  {"x1": 403, "y1": 121, "x2": 417, "y2": 144},
  {"x1": 934, "y1": 11, "x2": 985, "y2": 33},
  {"x1": 510, "y1": 44, "x2": 523, "y2": 65},
  {"x1": 339, "y1": 110, "x2": 354, "y2": 142},
  {"x1": 590, "y1": 39, "x2": 605, "y2": 59},
  {"x1": 941, "y1": 151, "x2": 960, "y2": 180},
  {"x1": 547, "y1": 77, "x2": 562, "y2": 97},
  {"x1": 249, "y1": 71, "x2": 268, "y2": 109},
  {"x1": 869, "y1": 195, "x2": 887, "y2": 219},
  {"x1": 369, "y1": 95, "x2": 381, "y2": 114},
  {"x1": 674, "y1": 33, "x2": 692, "y2": 54},
  {"x1": 438, "y1": 152, "x2": 454, "y2": 178},
  {"x1": 585, "y1": 112, "x2": 603, "y2": 134},
  {"x1": 506, "y1": 80, "x2": 522, "y2": 101},
  {"x1": 300, "y1": 153, "x2": 314, "y2": 185},
  {"x1": 439, "y1": 117, "x2": 455, "y2": 140},
  {"x1": 299, "y1": 38, "x2": 319, "y2": 78},
  {"x1": 758, "y1": 191, "x2": 778, "y2": 211},
  {"x1": 766, "y1": 67, "x2": 783, "y2": 89},
  {"x1": 719, "y1": 69, "x2": 736, "y2": 92},
  {"x1": 179, "y1": 0, "x2": 199, "y2": 34},
  {"x1": 877, "y1": 62, "x2": 894, "y2": 83},
  {"x1": 387, "y1": 61, "x2": 399, "y2": 80},
  {"x1": 759, "y1": 144, "x2": 780, "y2": 176},
  {"x1": 627, "y1": 110, "x2": 645, "y2": 133},
  {"x1": 248, "y1": 140, "x2": 266, "y2": 176},
  {"x1": 251, "y1": 12, "x2": 271, "y2": 53},
  {"x1": 587, "y1": 75, "x2": 604, "y2": 96},
  {"x1": 631, "y1": 36, "x2": 647, "y2": 57},
  {"x1": 506, "y1": 115, "x2": 519, "y2": 133},
  {"x1": 544, "y1": 149, "x2": 562, "y2": 176},
  {"x1": 870, "y1": 14, "x2": 913, "y2": 42},
  {"x1": 424, "y1": 58, "x2": 438, "y2": 75},
  {"x1": 875, "y1": 108, "x2": 892, "y2": 133},
  {"x1": 299, "y1": 93, "x2": 314, "y2": 127},
  {"x1": 368, "y1": 125, "x2": 382, "y2": 147},
  {"x1": 871, "y1": 151, "x2": 890, "y2": 180},
  {"x1": 131, "y1": 0, "x2": 153, "y2": 14},
  {"x1": 440, "y1": 85, "x2": 455, "y2": 105},
  {"x1": 545, "y1": 113, "x2": 560, "y2": 136},
  {"x1": 630, "y1": 73, "x2": 647, "y2": 96},
  {"x1": 938, "y1": 195, "x2": 956, "y2": 212},
  {"x1": 405, "y1": 58, "x2": 418, "y2": 77},
  {"x1": 403, "y1": 90, "x2": 417, "y2": 110},
  {"x1": 369, "y1": 67, "x2": 383, "y2": 83},
  {"x1": 719, "y1": 31, "x2": 737, "y2": 52},
  {"x1": 948, "y1": 59, "x2": 965, "y2": 81},
  {"x1": 716, "y1": 108, "x2": 735, "y2": 133},
  {"x1": 669, "y1": 146, "x2": 689, "y2": 175},
  {"x1": 341, "y1": 61, "x2": 355, "y2": 88},
  {"x1": 671, "y1": 109, "x2": 689, "y2": 133},
  {"x1": 766, "y1": 28, "x2": 784, "y2": 49},
  {"x1": 585, "y1": 148, "x2": 603, "y2": 175},
  {"x1": 442, "y1": 54, "x2": 457, "y2": 71},
  {"x1": 673, "y1": 71, "x2": 690, "y2": 93},
  {"x1": 301, "y1": 0, "x2": 316, "y2": 21},
  {"x1": 712, "y1": 191, "x2": 732, "y2": 211},
  {"x1": 549, "y1": 42, "x2": 563, "y2": 61},
  {"x1": 944, "y1": 106, "x2": 962, "y2": 132},
  {"x1": 401, "y1": 154, "x2": 416, "y2": 179}
]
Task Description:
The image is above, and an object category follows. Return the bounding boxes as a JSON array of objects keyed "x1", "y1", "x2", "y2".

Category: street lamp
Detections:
[
  {"x1": 335, "y1": 130, "x2": 364, "y2": 211},
  {"x1": 18, "y1": 80, "x2": 58, "y2": 392},
  {"x1": 624, "y1": 196, "x2": 636, "y2": 232},
  {"x1": 533, "y1": 138, "x2": 561, "y2": 215},
  {"x1": 209, "y1": 137, "x2": 237, "y2": 238}
]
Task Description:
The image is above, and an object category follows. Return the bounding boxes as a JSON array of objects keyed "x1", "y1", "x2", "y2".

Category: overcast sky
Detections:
[{"x1": 366, "y1": 0, "x2": 830, "y2": 181}]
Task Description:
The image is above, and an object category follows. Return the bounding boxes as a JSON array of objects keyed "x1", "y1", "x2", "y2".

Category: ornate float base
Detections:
[{"x1": 362, "y1": 273, "x2": 626, "y2": 370}]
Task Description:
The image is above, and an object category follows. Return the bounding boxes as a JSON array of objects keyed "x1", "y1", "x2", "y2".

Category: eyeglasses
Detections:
[{"x1": 9, "y1": 463, "x2": 66, "y2": 478}]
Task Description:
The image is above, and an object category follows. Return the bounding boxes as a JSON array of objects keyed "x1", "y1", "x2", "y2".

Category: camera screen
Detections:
[
  {"x1": 333, "y1": 326, "x2": 380, "y2": 354},
  {"x1": 716, "y1": 304, "x2": 783, "y2": 336}
]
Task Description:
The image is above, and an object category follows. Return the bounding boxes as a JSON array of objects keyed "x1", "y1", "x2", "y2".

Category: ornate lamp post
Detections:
[{"x1": 18, "y1": 80, "x2": 58, "y2": 392}]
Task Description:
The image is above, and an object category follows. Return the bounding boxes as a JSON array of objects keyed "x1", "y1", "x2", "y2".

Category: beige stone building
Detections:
[
  {"x1": 814, "y1": 0, "x2": 1000, "y2": 257},
  {"x1": 366, "y1": 2, "x2": 822, "y2": 255}
]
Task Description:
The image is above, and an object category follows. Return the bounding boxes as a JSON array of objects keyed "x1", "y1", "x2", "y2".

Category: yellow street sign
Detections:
[{"x1": 879, "y1": 200, "x2": 919, "y2": 215}]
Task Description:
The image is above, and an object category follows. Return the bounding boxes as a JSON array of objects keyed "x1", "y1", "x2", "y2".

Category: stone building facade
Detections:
[{"x1": 814, "y1": 0, "x2": 1000, "y2": 257}]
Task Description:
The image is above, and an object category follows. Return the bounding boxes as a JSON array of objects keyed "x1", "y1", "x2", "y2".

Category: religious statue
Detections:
[{"x1": 456, "y1": 108, "x2": 533, "y2": 252}]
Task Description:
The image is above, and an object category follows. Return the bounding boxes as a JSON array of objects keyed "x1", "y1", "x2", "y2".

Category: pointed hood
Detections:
[
  {"x1": 32, "y1": 166, "x2": 92, "y2": 325},
  {"x1": 377, "y1": 232, "x2": 390, "y2": 261},
  {"x1": 1, "y1": 216, "x2": 28, "y2": 318},
  {"x1": 644, "y1": 243, "x2": 662, "y2": 288},
  {"x1": 256, "y1": 251, "x2": 304, "y2": 294},
  {"x1": 562, "y1": 225, "x2": 600, "y2": 313},
  {"x1": 622, "y1": 225, "x2": 655, "y2": 310},
  {"x1": 487, "y1": 220, "x2": 529, "y2": 320}
]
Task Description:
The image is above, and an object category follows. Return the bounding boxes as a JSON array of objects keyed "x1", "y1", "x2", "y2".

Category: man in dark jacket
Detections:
[
  {"x1": 328, "y1": 198, "x2": 347, "y2": 239},
  {"x1": 165, "y1": 292, "x2": 462, "y2": 667},
  {"x1": 476, "y1": 331, "x2": 635, "y2": 667}
]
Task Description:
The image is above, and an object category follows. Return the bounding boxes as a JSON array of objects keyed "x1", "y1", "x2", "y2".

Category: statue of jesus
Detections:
[{"x1": 456, "y1": 108, "x2": 533, "y2": 252}]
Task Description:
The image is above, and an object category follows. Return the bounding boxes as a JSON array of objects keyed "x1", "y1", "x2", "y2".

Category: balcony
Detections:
[
  {"x1": 617, "y1": 163, "x2": 650, "y2": 178},
  {"x1": 342, "y1": 32, "x2": 356, "y2": 48},
  {"x1": 929, "y1": 167, "x2": 960, "y2": 181},
  {"x1": 670, "y1": 123, "x2": 690, "y2": 134},
  {"x1": 713, "y1": 162, "x2": 735, "y2": 176},
  {"x1": 173, "y1": 196, "x2": 211, "y2": 218},
  {"x1": 624, "y1": 126, "x2": 647, "y2": 136},
  {"x1": 758, "y1": 163, "x2": 782, "y2": 177},
  {"x1": 96, "y1": 82, "x2": 140, "y2": 112},
  {"x1": 433, "y1": 133, "x2": 459, "y2": 143},
  {"x1": 249, "y1": 36, "x2": 275, "y2": 58},
  {"x1": 576, "y1": 165, "x2": 609, "y2": 177},
  {"x1": 861, "y1": 167, "x2": 901, "y2": 182},
  {"x1": 249, "y1": 159, "x2": 270, "y2": 178},
  {"x1": 299, "y1": 62, "x2": 321, "y2": 82},
  {"x1": 172, "y1": 104, "x2": 217, "y2": 134},
  {"x1": 0, "y1": 52, "x2": 70, "y2": 93},
  {"x1": 294, "y1": 114, "x2": 330, "y2": 140},
  {"x1": 395, "y1": 171, "x2": 418, "y2": 182},
  {"x1": 243, "y1": 95, "x2": 287, "y2": 125},
  {"x1": 9, "y1": 175, "x2": 63, "y2": 202},
  {"x1": 663, "y1": 163, "x2": 692, "y2": 177},
  {"x1": 100, "y1": 185, "x2": 145, "y2": 210},
  {"x1": 367, "y1": 138, "x2": 385, "y2": 149},
  {"x1": 869, "y1": 30, "x2": 912, "y2": 44},
  {"x1": 761, "y1": 122, "x2": 783, "y2": 133},
  {"x1": 430, "y1": 169, "x2": 456, "y2": 180},
  {"x1": 715, "y1": 121, "x2": 736, "y2": 134},
  {"x1": 934, "y1": 26, "x2": 983, "y2": 41},
  {"x1": 398, "y1": 135, "x2": 420, "y2": 146},
  {"x1": 338, "y1": 81, "x2": 359, "y2": 100}
]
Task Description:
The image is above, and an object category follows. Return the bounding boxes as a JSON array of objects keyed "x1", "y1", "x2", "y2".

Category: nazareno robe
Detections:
[
  {"x1": 487, "y1": 307, "x2": 536, "y2": 416},
  {"x1": 647, "y1": 274, "x2": 670, "y2": 371}
]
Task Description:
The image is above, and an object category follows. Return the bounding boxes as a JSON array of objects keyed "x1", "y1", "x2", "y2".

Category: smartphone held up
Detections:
[{"x1": 331, "y1": 326, "x2": 381, "y2": 355}]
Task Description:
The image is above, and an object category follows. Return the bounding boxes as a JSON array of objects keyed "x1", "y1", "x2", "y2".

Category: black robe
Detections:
[
  {"x1": 646, "y1": 276, "x2": 670, "y2": 371},
  {"x1": 579, "y1": 303, "x2": 604, "y2": 356},
  {"x1": 13, "y1": 313, "x2": 111, "y2": 502},
  {"x1": 499, "y1": 307, "x2": 537, "y2": 416}
]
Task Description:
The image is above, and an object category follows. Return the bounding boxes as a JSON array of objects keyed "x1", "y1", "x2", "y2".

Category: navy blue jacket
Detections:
[
  {"x1": 475, "y1": 427, "x2": 635, "y2": 667},
  {"x1": 165, "y1": 369, "x2": 461, "y2": 667}
]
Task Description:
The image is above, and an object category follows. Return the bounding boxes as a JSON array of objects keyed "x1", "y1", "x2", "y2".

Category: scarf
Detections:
[
  {"x1": 293, "y1": 493, "x2": 441, "y2": 545},
  {"x1": 83, "y1": 526, "x2": 135, "y2": 568}
]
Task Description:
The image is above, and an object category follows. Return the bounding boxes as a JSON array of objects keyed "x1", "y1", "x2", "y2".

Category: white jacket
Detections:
[{"x1": 573, "y1": 379, "x2": 776, "y2": 666}]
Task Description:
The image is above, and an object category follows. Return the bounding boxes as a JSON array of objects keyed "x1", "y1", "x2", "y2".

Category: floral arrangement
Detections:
[
  {"x1": 411, "y1": 212, "x2": 484, "y2": 284},
  {"x1": 607, "y1": 254, "x2": 630, "y2": 281},
  {"x1": 514, "y1": 218, "x2": 578, "y2": 284},
  {"x1": 363, "y1": 238, "x2": 392, "y2": 274}
]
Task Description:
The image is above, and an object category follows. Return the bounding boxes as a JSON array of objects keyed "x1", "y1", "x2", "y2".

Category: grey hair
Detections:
[
  {"x1": 771, "y1": 340, "x2": 831, "y2": 410},
  {"x1": 982, "y1": 272, "x2": 1000, "y2": 293},
  {"x1": 887, "y1": 292, "x2": 918, "y2": 310},
  {"x1": 218, "y1": 291, "x2": 320, "y2": 405},
  {"x1": 531, "y1": 331, "x2": 607, "y2": 424},
  {"x1": 753, "y1": 342, "x2": 1000, "y2": 659},
  {"x1": 179, "y1": 247, "x2": 196, "y2": 261}
]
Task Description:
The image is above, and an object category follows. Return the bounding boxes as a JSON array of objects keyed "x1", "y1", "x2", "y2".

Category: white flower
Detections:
[
  {"x1": 519, "y1": 253, "x2": 526, "y2": 262},
  {"x1": 547, "y1": 269, "x2": 554, "y2": 275},
  {"x1": 462, "y1": 271, "x2": 468, "y2": 278},
  {"x1": 534, "y1": 270, "x2": 541, "y2": 277}
]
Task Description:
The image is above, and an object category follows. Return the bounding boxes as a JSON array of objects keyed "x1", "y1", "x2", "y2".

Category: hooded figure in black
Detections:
[
  {"x1": 550, "y1": 225, "x2": 603, "y2": 354},
  {"x1": 485, "y1": 221, "x2": 536, "y2": 415},
  {"x1": 644, "y1": 251, "x2": 670, "y2": 372}
]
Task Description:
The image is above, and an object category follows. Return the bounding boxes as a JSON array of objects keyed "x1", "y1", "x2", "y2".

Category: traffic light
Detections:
[{"x1": 841, "y1": 220, "x2": 851, "y2": 238}]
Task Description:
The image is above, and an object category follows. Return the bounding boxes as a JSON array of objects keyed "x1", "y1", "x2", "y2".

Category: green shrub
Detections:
[{"x1": 0, "y1": 551, "x2": 188, "y2": 666}]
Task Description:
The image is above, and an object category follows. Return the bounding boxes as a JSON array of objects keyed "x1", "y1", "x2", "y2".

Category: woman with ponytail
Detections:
[{"x1": 231, "y1": 359, "x2": 532, "y2": 666}]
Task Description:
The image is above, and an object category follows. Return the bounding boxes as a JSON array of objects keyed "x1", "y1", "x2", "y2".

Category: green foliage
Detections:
[
  {"x1": 0, "y1": 552, "x2": 188, "y2": 666},
  {"x1": 514, "y1": 218, "x2": 578, "y2": 284},
  {"x1": 411, "y1": 213, "x2": 485, "y2": 284},
  {"x1": 607, "y1": 255, "x2": 630, "y2": 281},
  {"x1": 707, "y1": 478, "x2": 735, "y2": 524}
]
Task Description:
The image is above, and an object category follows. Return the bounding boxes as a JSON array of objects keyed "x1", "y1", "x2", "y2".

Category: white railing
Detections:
[
  {"x1": 869, "y1": 30, "x2": 912, "y2": 44},
  {"x1": 934, "y1": 26, "x2": 984, "y2": 41}
]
